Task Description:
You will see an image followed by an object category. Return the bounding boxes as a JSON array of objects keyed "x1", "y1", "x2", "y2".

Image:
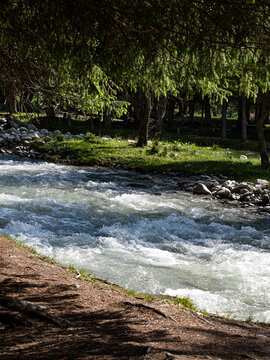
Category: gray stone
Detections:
[
  {"x1": 254, "y1": 187, "x2": 263, "y2": 195},
  {"x1": 223, "y1": 180, "x2": 238, "y2": 191},
  {"x1": 40, "y1": 128, "x2": 49, "y2": 135},
  {"x1": 232, "y1": 183, "x2": 252, "y2": 193},
  {"x1": 254, "y1": 179, "x2": 269, "y2": 188},
  {"x1": 215, "y1": 187, "x2": 231, "y2": 198},
  {"x1": 240, "y1": 155, "x2": 248, "y2": 160},
  {"x1": 28, "y1": 124, "x2": 38, "y2": 131},
  {"x1": 193, "y1": 183, "x2": 212, "y2": 195},
  {"x1": 53, "y1": 130, "x2": 62, "y2": 136}
]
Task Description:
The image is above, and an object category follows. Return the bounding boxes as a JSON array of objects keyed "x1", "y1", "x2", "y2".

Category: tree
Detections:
[{"x1": 1, "y1": 1, "x2": 270, "y2": 163}]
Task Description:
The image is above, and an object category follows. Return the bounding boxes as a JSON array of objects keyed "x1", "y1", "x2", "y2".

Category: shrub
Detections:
[{"x1": 85, "y1": 132, "x2": 96, "y2": 141}]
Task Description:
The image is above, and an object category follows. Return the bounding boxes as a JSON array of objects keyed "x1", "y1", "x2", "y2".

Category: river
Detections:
[{"x1": 0, "y1": 155, "x2": 269, "y2": 322}]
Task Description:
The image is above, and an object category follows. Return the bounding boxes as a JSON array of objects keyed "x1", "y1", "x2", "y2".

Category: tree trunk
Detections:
[
  {"x1": 189, "y1": 99, "x2": 195, "y2": 120},
  {"x1": 256, "y1": 92, "x2": 270, "y2": 167},
  {"x1": 45, "y1": 106, "x2": 56, "y2": 119},
  {"x1": 136, "y1": 91, "x2": 152, "y2": 147},
  {"x1": 238, "y1": 95, "x2": 247, "y2": 142},
  {"x1": 221, "y1": 99, "x2": 228, "y2": 138},
  {"x1": 246, "y1": 98, "x2": 250, "y2": 124},
  {"x1": 7, "y1": 91, "x2": 17, "y2": 114},
  {"x1": 165, "y1": 96, "x2": 176, "y2": 123},
  {"x1": 204, "y1": 95, "x2": 211, "y2": 122},
  {"x1": 103, "y1": 111, "x2": 112, "y2": 128},
  {"x1": 156, "y1": 95, "x2": 167, "y2": 134}
]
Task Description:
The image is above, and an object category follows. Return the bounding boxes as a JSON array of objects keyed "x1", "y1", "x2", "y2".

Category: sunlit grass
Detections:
[{"x1": 31, "y1": 136, "x2": 270, "y2": 182}]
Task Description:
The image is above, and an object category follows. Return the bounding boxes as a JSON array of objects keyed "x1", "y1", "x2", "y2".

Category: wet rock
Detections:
[
  {"x1": 193, "y1": 183, "x2": 212, "y2": 195},
  {"x1": 258, "y1": 206, "x2": 270, "y2": 214},
  {"x1": 215, "y1": 187, "x2": 231, "y2": 198}
]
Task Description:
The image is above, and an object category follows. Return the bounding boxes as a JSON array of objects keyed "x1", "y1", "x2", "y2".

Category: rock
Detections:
[
  {"x1": 232, "y1": 183, "x2": 252, "y2": 193},
  {"x1": 53, "y1": 130, "x2": 62, "y2": 136},
  {"x1": 254, "y1": 179, "x2": 269, "y2": 188},
  {"x1": 240, "y1": 155, "x2": 248, "y2": 160},
  {"x1": 40, "y1": 129, "x2": 49, "y2": 135},
  {"x1": 223, "y1": 180, "x2": 238, "y2": 191},
  {"x1": 215, "y1": 187, "x2": 231, "y2": 198},
  {"x1": 199, "y1": 175, "x2": 212, "y2": 181},
  {"x1": 28, "y1": 124, "x2": 38, "y2": 131},
  {"x1": 193, "y1": 183, "x2": 212, "y2": 195},
  {"x1": 254, "y1": 187, "x2": 263, "y2": 195},
  {"x1": 258, "y1": 206, "x2": 270, "y2": 213},
  {"x1": 32, "y1": 133, "x2": 40, "y2": 139},
  {"x1": 240, "y1": 192, "x2": 253, "y2": 201}
]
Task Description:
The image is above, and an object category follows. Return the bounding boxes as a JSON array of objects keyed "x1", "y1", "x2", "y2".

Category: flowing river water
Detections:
[{"x1": 0, "y1": 155, "x2": 269, "y2": 322}]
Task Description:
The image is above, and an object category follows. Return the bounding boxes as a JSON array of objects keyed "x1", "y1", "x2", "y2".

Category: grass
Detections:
[{"x1": 32, "y1": 135, "x2": 270, "y2": 182}]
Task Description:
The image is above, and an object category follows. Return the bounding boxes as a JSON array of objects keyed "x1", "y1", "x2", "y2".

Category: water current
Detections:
[{"x1": 0, "y1": 155, "x2": 269, "y2": 322}]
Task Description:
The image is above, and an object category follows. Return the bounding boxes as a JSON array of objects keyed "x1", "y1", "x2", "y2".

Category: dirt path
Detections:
[{"x1": 0, "y1": 236, "x2": 270, "y2": 360}]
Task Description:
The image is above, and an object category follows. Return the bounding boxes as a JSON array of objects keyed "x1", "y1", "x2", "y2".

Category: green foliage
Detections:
[
  {"x1": 173, "y1": 296, "x2": 198, "y2": 311},
  {"x1": 246, "y1": 315, "x2": 254, "y2": 323},
  {"x1": 85, "y1": 132, "x2": 96, "y2": 141},
  {"x1": 147, "y1": 140, "x2": 161, "y2": 155},
  {"x1": 55, "y1": 134, "x2": 65, "y2": 142}
]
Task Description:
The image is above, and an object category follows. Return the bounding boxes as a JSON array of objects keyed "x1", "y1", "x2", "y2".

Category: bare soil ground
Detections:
[{"x1": 1, "y1": 236, "x2": 270, "y2": 360}]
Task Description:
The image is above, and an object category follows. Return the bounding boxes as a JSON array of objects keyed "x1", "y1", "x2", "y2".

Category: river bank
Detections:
[{"x1": 1, "y1": 235, "x2": 270, "y2": 360}]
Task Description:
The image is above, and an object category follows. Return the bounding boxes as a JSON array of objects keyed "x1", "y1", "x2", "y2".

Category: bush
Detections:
[
  {"x1": 56, "y1": 134, "x2": 64, "y2": 141},
  {"x1": 147, "y1": 140, "x2": 161, "y2": 155},
  {"x1": 85, "y1": 132, "x2": 96, "y2": 141}
]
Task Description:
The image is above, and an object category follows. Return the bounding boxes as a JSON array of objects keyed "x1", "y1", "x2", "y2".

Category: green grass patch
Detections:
[{"x1": 32, "y1": 137, "x2": 270, "y2": 182}]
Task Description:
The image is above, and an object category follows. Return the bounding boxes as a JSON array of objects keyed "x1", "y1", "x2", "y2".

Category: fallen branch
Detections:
[{"x1": 0, "y1": 295, "x2": 70, "y2": 328}]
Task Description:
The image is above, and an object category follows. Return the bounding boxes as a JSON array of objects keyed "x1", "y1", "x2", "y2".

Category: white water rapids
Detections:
[{"x1": 0, "y1": 155, "x2": 269, "y2": 322}]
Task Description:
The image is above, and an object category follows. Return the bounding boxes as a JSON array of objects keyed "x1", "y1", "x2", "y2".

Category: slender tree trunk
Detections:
[
  {"x1": 103, "y1": 110, "x2": 112, "y2": 128},
  {"x1": 221, "y1": 99, "x2": 228, "y2": 138},
  {"x1": 7, "y1": 91, "x2": 17, "y2": 114},
  {"x1": 204, "y1": 95, "x2": 211, "y2": 122},
  {"x1": 256, "y1": 92, "x2": 270, "y2": 167},
  {"x1": 165, "y1": 96, "x2": 175, "y2": 123},
  {"x1": 189, "y1": 99, "x2": 195, "y2": 120},
  {"x1": 156, "y1": 95, "x2": 167, "y2": 134},
  {"x1": 136, "y1": 91, "x2": 152, "y2": 147},
  {"x1": 45, "y1": 106, "x2": 56, "y2": 119},
  {"x1": 246, "y1": 98, "x2": 250, "y2": 124},
  {"x1": 238, "y1": 95, "x2": 247, "y2": 142}
]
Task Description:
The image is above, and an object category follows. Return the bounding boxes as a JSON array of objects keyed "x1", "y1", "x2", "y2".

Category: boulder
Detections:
[
  {"x1": 53, "y1": 130, "x2": 62, "y2": 136},
  {"x1": 193, "y1": 183, "x2": 212, "y2": 195},
  {"x1": 254, "y1": 179, "x2": 269, "y2": 188},
  {"x1": 215, "y1": 187, "x2": 231, "y2": 198}
]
